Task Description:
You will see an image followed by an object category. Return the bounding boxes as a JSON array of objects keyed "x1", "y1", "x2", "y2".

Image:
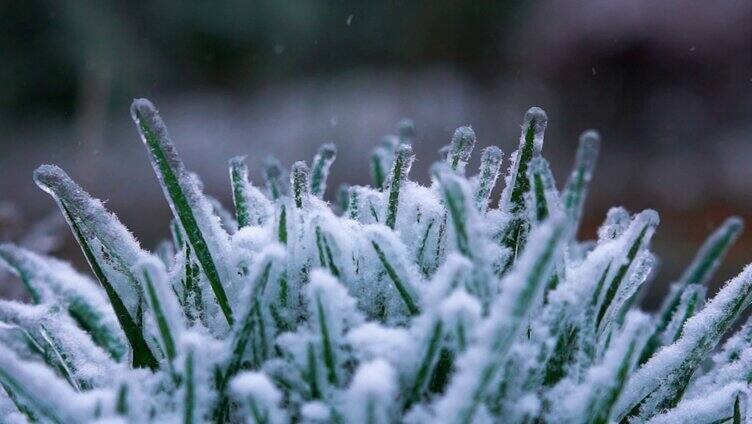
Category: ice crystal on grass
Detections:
[{"x1": 0, "y1": 99, "x2": 751, "y2": 423}]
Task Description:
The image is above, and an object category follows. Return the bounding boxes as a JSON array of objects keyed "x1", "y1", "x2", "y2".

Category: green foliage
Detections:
[{"x1": 0, "y1": 100, "x2": 750, "y2": 424}]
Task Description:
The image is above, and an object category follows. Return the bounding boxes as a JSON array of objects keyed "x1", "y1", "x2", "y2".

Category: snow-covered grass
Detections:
[{"x1": 0, "y1": 99, "x2": 749, "y2": 423}]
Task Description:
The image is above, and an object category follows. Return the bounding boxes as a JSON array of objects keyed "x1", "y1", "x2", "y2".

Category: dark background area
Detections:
[{"x1": 1, "y1": 0, "x2": 751, "y2": 308}]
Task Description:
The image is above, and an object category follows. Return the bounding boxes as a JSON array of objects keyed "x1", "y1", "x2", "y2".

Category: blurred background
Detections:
[{"x1": 1, "y1": 0, "x2": 751, "y2": 308}]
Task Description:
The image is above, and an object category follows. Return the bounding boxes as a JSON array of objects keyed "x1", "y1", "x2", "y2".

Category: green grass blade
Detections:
[
  {"x1": 0, "y1": 346, "x2": 81, "y2": 423},
  {"x1": 227, "y1": 248, "x2": 280, "y2": 376},
  {"x1": 474, "y1": 146, "x2": 503, "y2": 213},
  {"x1": 229, "y1": 156, "x2": 253, "y2": 228},
  {"x1": 310, "y1": 143, "x2": 337, "y2": 198},
  {"x1": 528, "y1": 157, "x2": 556, "y2": 223},
  {"x1": 337, "y1": 183, "x2": 350, "y2": 213},
  {"x1": 447, "y1": 126, "x2": 476, "y2": 173},
  {"x1": 183, "y1": 348, "x2": 195, "y2": 424},
  {"x1": 616, "y1": 264, "x2": 752, "y2": 422},
  {"x1": 214, "y1": 249, "x2": 279, "y2": 422},
  {"x1": 291, "y1": 161, "x2": 310, "y2": 209},
  {"x1": 305, "y1": 341, "x2": 321, "y2": 399},
  {"x1": 0, "y1": 244, "x2": 127, "y2": 362},
  {"x1": 370, "y1": 148, "x2": 388, "y2": 191},
  {"x1": 733, "y1": 392, "x2": 742, "y2": 424},
  {"x1": 680, "y1": 216, "x2": 743, "y2": 287},
  {"x1": 347, "y1": 186, "x2": 361, "y2": 220},
  {"x1": 34, "y1": 167, "x2": 157, "y2": 369},
  {"x1": 137, "y1": 258, "x2": 179, "y2": 364},
  {"x1": 315, "y1": 293, "x2": 338, "y2": 385},
  {"x1": 131, "y1": 99, "x2": 234, "y2": 327},
  {"x1": 404, "y1": 319, "x2": 443, "y2": 409},
  {"x1": 433, "y1": 164, "x2": 473, "y2": 258},
  {"x1": 561, "y1": 130, "x2": 600, "y2": 238},
  {"x1": 638, "y1": 217, "x2": 741, "y2": 365},
  {"x1": 370, "y1": 238, "x2": 420, "y2": 316},
  {"x1": 595, "y1": 211, "x2": 658, "y2": 331},
  {"x1": 315, "y1": 225, "x2": 341, "y2": 278},
  {"x1": 278, "y1": 205, "x2": 287, "y2": 244},
  {"x1": 501, "y1": 107, "x2": 547, "y2": 214},
  {"x1": 436, "y1": 214, "x2": 566, "y2": 424},
  {"x1": 385, "y1": 144, "x2": 414, "y2": 229},
  {"x1": 0, "y1": 246, "x2": 44, "y2": 304}
]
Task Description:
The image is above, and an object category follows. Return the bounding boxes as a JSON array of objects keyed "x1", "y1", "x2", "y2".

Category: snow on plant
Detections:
[{"x1": 0, "y1": 99, "x2": 750, "y2": 423}]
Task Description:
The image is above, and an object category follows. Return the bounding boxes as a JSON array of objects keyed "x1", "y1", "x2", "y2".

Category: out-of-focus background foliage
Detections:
[{"x1": 1, "y1": 0, "x2": 751, "y2": 307}]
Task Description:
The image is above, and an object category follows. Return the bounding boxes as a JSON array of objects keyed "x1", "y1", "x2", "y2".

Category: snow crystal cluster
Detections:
[{"x1": 0, "y1": 99, "x2": 750, "y2": 423}]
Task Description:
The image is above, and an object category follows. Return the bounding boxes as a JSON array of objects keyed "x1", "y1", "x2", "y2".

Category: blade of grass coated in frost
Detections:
[
  {"x1": 315, "y1": 226, "x2": 341, "y2": 278},
  {"x1": 33, "y1": 164, "x2": 146, "y2": 306},
  {"x1": 404, "y1": 319, "x2": 443, "y2": 409},
  {"x1": 34, "y1": 167, "x2": 157, "y2": 369},
  {"x1": 0, "y1": 305, "x2": 91, "y2": 391},
  {"x1": 447, "y1": 126, "x2": 476, "y2": 174},
  {"x1": 370, "y1": 148, "x2": 388, "y2": 191},
  {"x1": 0, "y1": 370, "x2": 68, "y2": 423},
  {"x1": 681, "y1": 216, "x2": 743, "y2": 287},
  {"x1": 561, "y1": 130, "x2": 600, "y2": 238},
  {"x1": 229, "y1": 156, "x2": 252, "y2": 228},
  {"x1": 306, "y1": 341, "x2": 322, "y2": 399},
  {"x1": 529, "y1": 157, "x2": 554, "y2": 222},
  {"x1": 227, "y1": 251, "x2": 278, "y2": 378},
  {"x1": 417, "y1": 218, "x2": 436, "y2": 275},
  {"x1": 184, "y1": 348, "x2": 195, "y2": 424},
  {"x1": 1, "y1": 379, "x2": 40, "y2": 423},
  {"x1": 38, "y1": 324, "x2": 83, "y2": 391},
  {"x1": 291, "y1": 161, "x2": 310, "y2": 209},
  {"x1": 617, "y1": 264, "x2": 752, "y2": 422},
  {"x1": 315, "y1": 293, "x2": 338, "y2": 385},
  {"x1": 115, "y1": 383, "x2": 128, "y2": 415},
  {"x1": 589, "y1": 319, "x2": 646, "y2": 424},
  {"x1": 180, "y1": 244, "x2": 204, "y2": 324},
  {"x1": 433, "y1": 164, "x2": 473, "y2": 258},
  {"x1": 0, "y1": 244, "x2": 127, "y2": 361},
  {"x1": 171, "y1": 219, "x2": 185, "y2": 250},
  {"x1": 131, "y1": 99, "x2": 234, "y2": 327},
  {"x1": 595, "y1": 211, "x2": 658, "y2": 331},
  {"x1": 702, "y1": 391, "x2": 745, "y2": 424},
  {"x1": 474, "y1": 146, "x2": 503, "y2": 212},
  {"x1": 638, "y1": 217, "x2": 741, "y2": 365},
  {"x1": 216, "y1": 255, "x2": 276, "y2": 422},
  {"x1": 663, "y1": 285, "x2": 703, "y2": 345},
  {"x1": 347, "y1": 186, "x2": 360, "y2": 220},
  {"x1": 138, "y1": 260, "x2": 178, "y2": 363},
  {"x1": 661, "y1": 216, "x2": 743, "y2": 323},
  {"x1": 498, "y1": 108, "x2": 547, "y2": 267},
  {"x1": 502, "y1": 107, "x2": 547, "y2": 214},
  {"x1": 542, "y1": 324, "x2": 578, "y2": 386},
  {"x1": 0, "y1": 247, "x2": 43, "y2": 304},
  {"x1": 310, "y1": 143, "x2": 337, "y2": 198},
  {"x1": 66, "y1": 219, "x2": 157, "y2": 369},
  {"x1": 0, "y1": 346, "x2": 78, "y2": 424},
  {"x1": 440, "y1": 215, "x2": 566, "y2": 424},
  {"x1": 278, "y1": 205, "x2": 288, "y2": 244},
  {"x1": 638, "y1": 284, "x2": 704, "y2": 366},
  {"x1": 370, "y1": 239, "x2": 420, "y2": 316},
  {"x1": 337, "y1": 184, "x2": 350, "y2": 213},
  {"x1": 385, "y1": 144, "x2": 414, "y2": 229}
]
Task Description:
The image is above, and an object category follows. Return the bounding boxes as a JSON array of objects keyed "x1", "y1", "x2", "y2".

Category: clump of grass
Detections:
[{"x1": 0, "y1": 99, "x2": 749, "y2": 423}]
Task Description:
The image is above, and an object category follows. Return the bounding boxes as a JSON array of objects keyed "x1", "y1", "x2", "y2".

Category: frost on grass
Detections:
[{"x1": 0, "y1": 100, "x2": 751, "y2": 423}]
